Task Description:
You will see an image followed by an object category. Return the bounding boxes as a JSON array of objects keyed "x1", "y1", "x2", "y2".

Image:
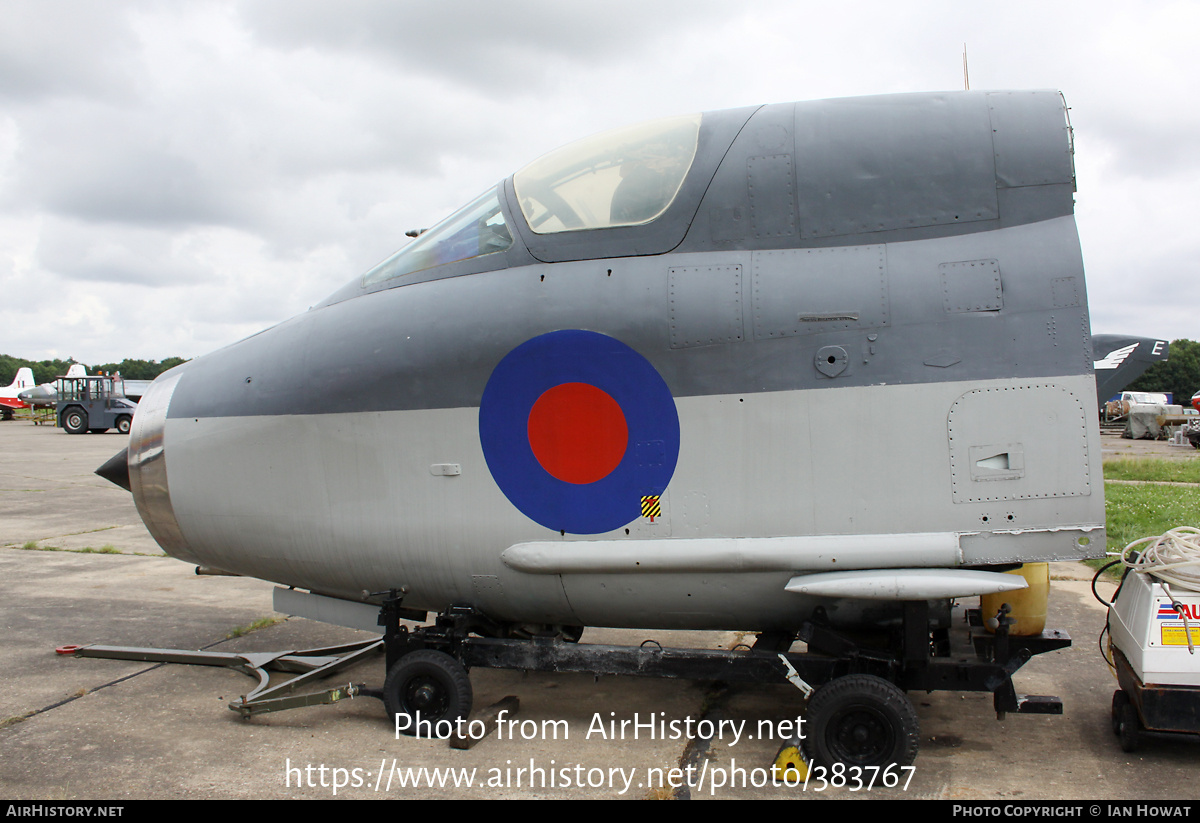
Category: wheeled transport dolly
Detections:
[{"x1": 63, "y1": 591, "x2": 1070, "y2": 769}]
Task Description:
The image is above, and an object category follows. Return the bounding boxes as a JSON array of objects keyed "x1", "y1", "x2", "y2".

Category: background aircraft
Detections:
[
  {"x1": 1092, "y1": 334, "x2": 1170, "y2": 405},
  {"x1": 15, "y1": 364, "x2": 89, "y2": 409},
  {"x1": 0, "y1": 367, "x2": 36, "y2": 419}
]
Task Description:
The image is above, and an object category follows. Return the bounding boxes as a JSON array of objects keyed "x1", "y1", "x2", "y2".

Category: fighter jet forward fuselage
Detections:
[{"x1": 100, "y1": 91, "x2": 1106, "y2": 766}]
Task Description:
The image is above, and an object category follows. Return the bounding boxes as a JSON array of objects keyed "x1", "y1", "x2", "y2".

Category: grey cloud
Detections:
[
  {"x1": 0, "y1": 1, "x2": 141, "y2": 103},
  {"x1": 7, "y1": 56, "x2": 510, "y2": 241},
  {"x1": 1077, "y1": 112, "x2": 1200, "y2": 183},
  {"x1": 35, "y1": 218, "x2": 208, "y2": 286},
  {"x1": 31, "y1": 145, "x2": 240, "y2": 227},
  {"x1": 237, "y1": 0, "x2": 727, "y2": 89}
]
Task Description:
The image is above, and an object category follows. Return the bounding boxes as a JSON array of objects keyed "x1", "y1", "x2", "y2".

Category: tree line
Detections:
[{"x1": 0, "y1": 354, "x2": 189, "y2": 386}]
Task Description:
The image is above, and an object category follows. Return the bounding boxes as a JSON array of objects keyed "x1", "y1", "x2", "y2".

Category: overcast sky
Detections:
[{"x1": 2, "y1": 0, "x2": 1197, "y2": 364}]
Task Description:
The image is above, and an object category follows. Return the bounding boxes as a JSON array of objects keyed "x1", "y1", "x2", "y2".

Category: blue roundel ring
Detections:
[{"x1": 479, "y1": 330, "x2": 680, "y2": 535}]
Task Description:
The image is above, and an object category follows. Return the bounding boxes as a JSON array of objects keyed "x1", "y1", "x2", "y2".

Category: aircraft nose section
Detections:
[
  {"x1": 96, "y1": 448, "x2": 131, "y2": 492},
  {"x1": 124, "y1": 370, "x2": 200, "y2": 565}
]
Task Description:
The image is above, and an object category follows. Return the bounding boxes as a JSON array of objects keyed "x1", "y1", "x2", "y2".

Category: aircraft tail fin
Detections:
[
  {"x1": 4, "y1": 368, "x2": 35, "y2": 392},
  {"x1": 1092, "y1": 335, "x2": 1169, "y2": 404}
]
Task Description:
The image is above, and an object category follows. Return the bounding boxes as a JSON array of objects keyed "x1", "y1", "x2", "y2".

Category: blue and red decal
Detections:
[
  {"x1": 479, "y1": 330, "x2": 680, "y2": 534},
  {"x1": 1159, "y1": 603, "x2": 1200, "y2": 620}
]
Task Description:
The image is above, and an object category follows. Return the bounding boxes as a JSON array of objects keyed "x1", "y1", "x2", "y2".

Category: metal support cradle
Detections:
[{"x1": 57, "y1": 638, "x2": 384, "y2": 717}]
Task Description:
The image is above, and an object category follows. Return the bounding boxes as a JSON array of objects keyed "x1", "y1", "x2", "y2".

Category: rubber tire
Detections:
[
  {"x1": 63, "y1": 408, "x2": 87, "y2": 434},
  {"x1": 116, "y1": 415, "x2": 132, "y2": 435},
  {"x1": 1111, "y1": 690, "x2": 1130, "y2": 736},
  {"x1": 802, "y1": 674, "x2": 919, "y2": 768},
  {"x1": 1118, "y1": 701, "x2": 1140, "y2": 753},
  {"x1": 384, "y1": 650, "x2": 472, "y2": 738}
]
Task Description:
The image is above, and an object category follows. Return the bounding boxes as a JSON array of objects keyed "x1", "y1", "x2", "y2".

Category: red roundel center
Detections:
[{"x1": 527, "y1": 382, "x2": 628, "y2": 485}]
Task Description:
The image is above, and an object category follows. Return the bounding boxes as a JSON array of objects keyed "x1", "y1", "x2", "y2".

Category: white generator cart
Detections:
[{"x1": 1105, "y1": 528, "x2": 1200, "y2": 752}]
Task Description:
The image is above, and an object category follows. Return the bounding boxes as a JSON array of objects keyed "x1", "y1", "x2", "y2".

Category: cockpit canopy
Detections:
[
  {"x1": 513, "y1": 113, "x2": 701, "y2": 234},
  {"x1": 348, "y1": 91, "x2": 1077, "y2": 296},
  {"x1": 362, "y1": 188, "x2": 513, "y2": 287},
  {"x1": 361, "y1": 112, "x2": 702, "y2": 287}
]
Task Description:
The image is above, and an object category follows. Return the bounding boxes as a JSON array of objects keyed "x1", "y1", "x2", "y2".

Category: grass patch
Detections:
[
  {"x1": 1104, "y1": 457, "x2": 1200, "y2": 484},
  {"x1": 11, "y1": 541, "x2": 164, "y2": 556},
  {"x1": 226, "y1": 615, "x2": 285, "y2": 639},
  {"x1": 1095, "y1": 458, "x2": 1200, "y2": 578},
  {"x1": 1093, "y1": 483, "x2": 1200, "y2": 577}
]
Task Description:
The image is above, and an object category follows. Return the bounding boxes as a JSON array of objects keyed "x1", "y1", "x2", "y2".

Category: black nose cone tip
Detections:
[{"x1": 96, "y1": 448, "x2": 131, "y2": 492}]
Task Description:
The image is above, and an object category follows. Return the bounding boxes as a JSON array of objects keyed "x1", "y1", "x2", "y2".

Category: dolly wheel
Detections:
[
  {"x1": 1111, "y1": 690, "x2": 1130, "y2": 736},
  {"x1": 1117, "y1": 701, "x2": 1140, "y2": 753},
  {"x1": 802, "y1": 674, "x2": 919, "y2": 768},
  {"x1": 116, "y1": 415, "x2": 132, "y2": 435},
  {"x1": 384, "y1": 650, "x2": 472, "y2": 738}
]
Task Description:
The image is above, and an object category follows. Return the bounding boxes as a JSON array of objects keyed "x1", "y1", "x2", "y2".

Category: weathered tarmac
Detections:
[{"x1": 1, "y1": 420, "x2": 1198, "y2": 800}]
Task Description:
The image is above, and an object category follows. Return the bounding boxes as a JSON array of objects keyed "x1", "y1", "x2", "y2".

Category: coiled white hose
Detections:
[
  {"x1": 1121, "y1": 526, "x2": 1200, "y2": 593},
  {"x1": 1118, "y1": 527, "x2": 1200, "y2": 655}
]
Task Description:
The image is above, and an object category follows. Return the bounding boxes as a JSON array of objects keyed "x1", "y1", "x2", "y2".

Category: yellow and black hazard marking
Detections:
[{"x1": 640, "y1": 495, "x2": 661, "y2": 521}]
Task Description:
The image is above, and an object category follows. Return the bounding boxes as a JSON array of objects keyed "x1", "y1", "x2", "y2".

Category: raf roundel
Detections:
[{"x1": 479, "y1": 330, "x2": 680, "y2": 535}]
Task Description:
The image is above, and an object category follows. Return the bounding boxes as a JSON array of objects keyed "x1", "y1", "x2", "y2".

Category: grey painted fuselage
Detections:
[{"x1": 125, "y1": 91, "x2": 1105, "y2": 632}]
